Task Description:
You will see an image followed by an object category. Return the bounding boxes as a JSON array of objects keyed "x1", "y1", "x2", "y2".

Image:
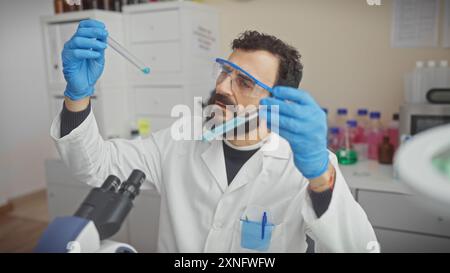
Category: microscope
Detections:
[{"x1": 35, "y1": 170, "x2": 146, "y2": 253}]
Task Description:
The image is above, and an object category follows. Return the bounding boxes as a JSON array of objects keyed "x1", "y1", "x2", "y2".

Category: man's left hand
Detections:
[{"x1": 260, "y1": 86, "x2": 330, "y2": 182}]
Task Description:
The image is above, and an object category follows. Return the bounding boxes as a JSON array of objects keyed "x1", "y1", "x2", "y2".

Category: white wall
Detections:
[
  {"x1": 0, "y1": 0, "x2": 54, "y2": 201},
  {"x1": 205, "y1": 0, "x2": 450, "y2": 124}
]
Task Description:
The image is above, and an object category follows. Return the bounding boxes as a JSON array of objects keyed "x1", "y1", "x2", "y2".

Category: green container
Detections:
[{"x1": 337, "y1": 148, "x2": 358, "y2": 165}]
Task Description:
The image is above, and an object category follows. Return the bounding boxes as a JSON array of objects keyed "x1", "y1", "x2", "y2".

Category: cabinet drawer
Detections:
[
  {"x1": 375, "y1": 228, "x2": 450, "y2": 253},
  {"x1": 129, "y1": 41, "x2": 182, "y2": 74},
  {"x1": 47, "y1": 183, "x2": 91, "y2": 219},
  {"x1": 128, "y1": 192, "x2": 161, "y2": 253},
  {"x1": 134, "y1": 87, "x2": 185, "y2": 116},
  {"x1": 130, "y1": 9, "x2": 180, "y2": 43},
  {"x1": 45, "y1": 159, "x2": 85, "y2": 187},
  {"x1": 358, "y1": 190, "x2": 450, "y2": 237}
]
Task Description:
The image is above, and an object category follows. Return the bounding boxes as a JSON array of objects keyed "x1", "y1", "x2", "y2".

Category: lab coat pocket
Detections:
[
  {"x1": 240, "y1": 219, "x2": 274, "y2": 251},
  {"x1": 231, "y1": 209, "x2": 285, "y2": 253}
]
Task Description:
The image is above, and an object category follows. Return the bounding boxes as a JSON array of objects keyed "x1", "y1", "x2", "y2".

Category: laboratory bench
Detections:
[{"x1": 341, "y1": 160, "x2": 450, "y2": 252}]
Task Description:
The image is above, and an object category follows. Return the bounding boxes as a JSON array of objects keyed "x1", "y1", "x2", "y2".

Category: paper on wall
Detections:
[{"x1": 391, "y1": 0, "x2": 440, "y2": 48}]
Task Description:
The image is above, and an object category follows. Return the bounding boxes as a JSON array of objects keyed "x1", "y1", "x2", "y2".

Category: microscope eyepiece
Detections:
[
  {"x1": 101, "y1": 175, "x2": 121, "y2": 192},
  {"x1": 119, "y1": 170, "x2": 146, "y2": 200}
]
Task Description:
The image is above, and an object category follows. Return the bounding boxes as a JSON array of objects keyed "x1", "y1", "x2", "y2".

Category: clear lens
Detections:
[{"x1": 213, "y1": 61, "x2": 268, "y2": 98}]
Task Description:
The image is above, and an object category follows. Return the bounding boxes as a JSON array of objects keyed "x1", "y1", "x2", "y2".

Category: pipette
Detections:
[
  {"x1": 202, "y1": 109, "x2": 259, "y2": 142},
  {"x1": 107, "y1": 36, "x2": 150, "y2": 75}
]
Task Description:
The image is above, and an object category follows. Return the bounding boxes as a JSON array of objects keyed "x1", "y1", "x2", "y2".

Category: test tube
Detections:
[
  {"x1": 202, "y1": 110, "x2": 259, "y2": 142},
  {"x1": 107, "y1": 36, "x2": 150, "y2": 75}
]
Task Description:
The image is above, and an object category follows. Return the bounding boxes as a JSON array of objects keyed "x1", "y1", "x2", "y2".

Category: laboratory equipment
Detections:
[
  {"x1": 35, "y1": 170, "x2": 145, "y2": 253},
  {"x1": 405, "y1": 60, "x2": 450, "y2": 104},
  {"x1": 107, "y1": 36, "x2": 150, "y2": 75},
  {"x1": 378, "y1": 136, "x2": 394, "y2": 165},
  {"x1": 328, "y1": 127, "x2": 341, "y2": 152},
  {"x1": 395, "y1": 123, "x2": 450, "y2": 217},
  {"x1": 427, "y1": 88, "x2": 450, "y2": 104},
  {"x1": 335, "y1": 108, "x2": 348, "y2": 130},
  {"x1": 399, "y1": 104, "x2": 450, "y2": 140},
  {"x1": 337, "y1": 120, "x2": 358, "y2": 165},
  {"x1": 354, "y1": 108, "x2": 369, "y2": 160},
  {"x1": 355, "y1": 108, "x2": 369, "y2": 143},
  {"x1": 387, "y1": 113, "x2": 399, "y2": 151},
  {"x1": 367, "y1": 111, "x2": 383, "y2": 160},
  {"x1": 202, "y1": 109, "x2": 259, "y2": 142},
  {"x1": 214, "y1": 58, "x2": 273, "y2": 98}
]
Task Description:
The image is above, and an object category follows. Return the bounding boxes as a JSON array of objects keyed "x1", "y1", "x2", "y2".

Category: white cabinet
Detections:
[
  {"x1": 42, "y1": 2, "x2": 219, "y2": 138},
  {"x1": 129, "y1": 9, "x2": 180, "y2": 43},
  {"x1": 123, "y1": 2, "x2": 219, "y2": 132},
  {"x1": 128, "y1": 191, "x2": 161, "y2": 253},
  {"x1": 344, "y1": 161, "x2": 450, "y2": 252},
  {"x1": 358, "y1": 190, "x2": 450, "y2": 238}
]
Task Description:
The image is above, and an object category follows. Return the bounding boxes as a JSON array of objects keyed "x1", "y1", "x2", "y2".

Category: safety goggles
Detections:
[{"x1": 213, "y1": 58, "x2": 273, "y2": 98}]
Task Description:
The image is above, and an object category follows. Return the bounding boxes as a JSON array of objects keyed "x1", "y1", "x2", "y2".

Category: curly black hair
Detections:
[{"x1": 231, "y1": 30, "x2": 303, "y2": 88}]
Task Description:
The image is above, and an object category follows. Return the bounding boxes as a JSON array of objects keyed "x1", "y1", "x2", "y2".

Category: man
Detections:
[{"x1": 51, "y1": 19, "x2": 377, "y2": 252}]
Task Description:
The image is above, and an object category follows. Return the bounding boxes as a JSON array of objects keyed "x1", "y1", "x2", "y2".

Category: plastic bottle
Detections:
[
  {"x1": 425, "y1": 60, "x2": 437, "y2": 100},
  {"x1": 413, "y1": 61, "x2": 425, "y2": 103},
  {"x1": 367, "y1": 111, "x2": 383, "y2": 160},
  {"x1": 328, "y1": 127, "x2": 341, "y2": 152},
  {"x1": 355, "y1": 108, "x2": 369, "y2": 143},
  {"x1": 353, "y1": 109, "x2": 369, "y2": 160},
  {"x1": 335, "y1": 108, "x2": 348, "y2": 129},
  {"x1": 337, "y1": 120, "x2": 358, "y2": 165},
  {"x1": 388, "y1": 113, "x2": 399, "y2": 152}
]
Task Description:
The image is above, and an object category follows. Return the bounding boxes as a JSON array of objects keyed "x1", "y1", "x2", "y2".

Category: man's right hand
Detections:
[{"x1": 62, "y1": 19, "x2": 108, "y2": 104}]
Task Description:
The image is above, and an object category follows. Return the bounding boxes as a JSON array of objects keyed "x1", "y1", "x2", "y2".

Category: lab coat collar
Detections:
[
  {"x1": 260, "y1": 133, "x2": 291, "y2": 160},
  {"x1": 201, "y1": 140, "x2": 229, "y2": 193},
  {"x1": 200, "y1": 133, "x2": 290, "y2": 194}
]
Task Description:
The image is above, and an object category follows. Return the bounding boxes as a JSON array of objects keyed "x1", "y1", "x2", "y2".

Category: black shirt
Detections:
[{"x1": 222, "y1": 141, "x2": 260, "y2": 184}]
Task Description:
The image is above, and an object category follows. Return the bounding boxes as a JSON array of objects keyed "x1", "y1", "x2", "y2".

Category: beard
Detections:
[{"x1": 203, "y1": 90, "x2": 259, "y2": 137}]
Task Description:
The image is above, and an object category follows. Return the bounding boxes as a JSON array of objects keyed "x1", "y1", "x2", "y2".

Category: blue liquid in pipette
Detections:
[
  {"x1": 202, "y1": 116, "x2": 248, "y2": 142},
  {"x1": 141, "y1": 67, "x2": 151, "y2": 74}
]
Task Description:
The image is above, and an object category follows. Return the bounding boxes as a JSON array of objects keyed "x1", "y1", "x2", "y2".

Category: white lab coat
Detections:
[{"x1": 50, "y1": 110, "x2": 377, "y2": 253}]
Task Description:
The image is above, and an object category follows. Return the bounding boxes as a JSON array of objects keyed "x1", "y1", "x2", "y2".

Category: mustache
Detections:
[{"x1": 204, "y1": 90, "x2": 236, "y2": 108}]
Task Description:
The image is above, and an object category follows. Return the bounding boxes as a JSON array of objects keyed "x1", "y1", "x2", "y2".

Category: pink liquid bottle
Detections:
[
  {"x1": 355, "y1": 109, "x2": 369, "y2": 143},
  {"x1": 388, "y1": 113, "x2": 400, "y2": 152},
  {"x1": 367, "y1": 111, "x2": 383, "y2": 160}
]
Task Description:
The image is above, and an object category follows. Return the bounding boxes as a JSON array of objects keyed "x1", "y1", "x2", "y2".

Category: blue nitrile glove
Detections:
[
  {"x1": 62, "y1": 19, "x2": 108, "y2": 100},
  {"x1": 260, "y1": 86, "x2": 329, "y2": 179}
]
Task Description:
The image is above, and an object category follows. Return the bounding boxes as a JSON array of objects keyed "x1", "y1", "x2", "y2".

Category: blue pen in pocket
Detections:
[
  {"x1": 240, "y1": 212, "x2": 273, "y2": 251},
  {"x1": 261, "y1": 212, "x2": 267, "y2": 240}
]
